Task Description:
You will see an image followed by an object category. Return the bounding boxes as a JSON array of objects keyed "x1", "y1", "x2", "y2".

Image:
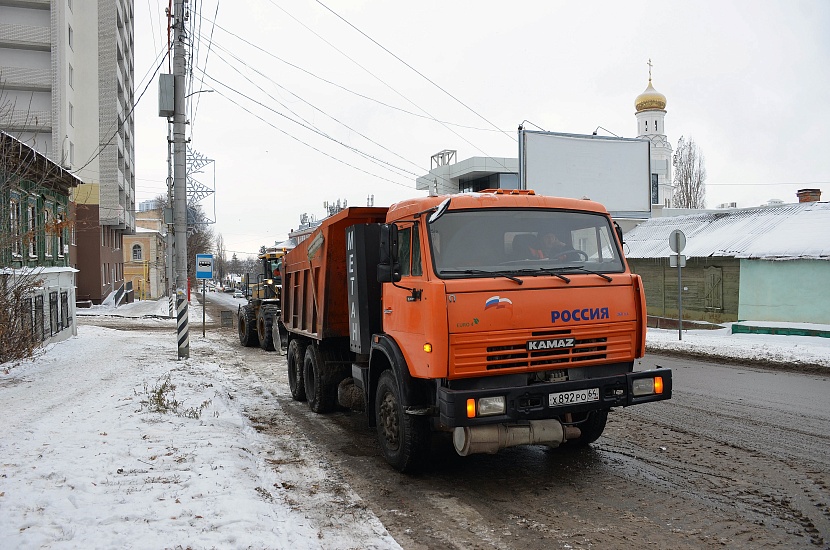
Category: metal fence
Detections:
[{"x1": 22, "y1": 291, "x2": 72, "y2": 344}]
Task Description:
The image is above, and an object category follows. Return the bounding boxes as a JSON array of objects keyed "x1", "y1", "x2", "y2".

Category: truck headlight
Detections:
[
  {"x1": 632, "y1": 376, "x2": 664, "y2": 396},
  {"x1": 477, "y1": 396, "x2": 505, "y2": 416}
]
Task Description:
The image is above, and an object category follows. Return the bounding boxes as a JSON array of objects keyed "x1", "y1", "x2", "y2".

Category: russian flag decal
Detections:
[{"x1": 485, "y1": 296, "x2": 513, "y2": 309}]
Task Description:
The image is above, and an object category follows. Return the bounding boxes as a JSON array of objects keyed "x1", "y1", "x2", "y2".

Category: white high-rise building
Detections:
[
  {"x1": 1, "y1": 0, "x2": 136, "y2": 303},
  {"x1": 634, "y1": 61, "x2": 673, "y2": 207}
]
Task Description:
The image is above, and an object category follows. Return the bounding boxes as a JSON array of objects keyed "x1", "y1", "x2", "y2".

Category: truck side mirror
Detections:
[
  {"x1": 377, "y1": 223, "x2": 401, "y2": 283},
  {"x1": 614, "y1": 221, "x2": 624, "y2": 246}
]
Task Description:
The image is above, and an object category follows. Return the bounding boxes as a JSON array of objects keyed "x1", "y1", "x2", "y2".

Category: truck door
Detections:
[{"x1": 382, "y1": 222, "x2": 428, "y2": 373}]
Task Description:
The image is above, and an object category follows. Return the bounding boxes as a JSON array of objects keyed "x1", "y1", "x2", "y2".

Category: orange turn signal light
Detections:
[
  {"x1": 466, "y1": 399, "x2": 476, "y2": 418},
  {"x1": 654, "y1": 376, "x2": 664, "y2": 394}
]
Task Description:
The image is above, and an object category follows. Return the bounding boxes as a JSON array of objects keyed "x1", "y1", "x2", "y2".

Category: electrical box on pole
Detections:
[{"x1": 158, "y1": 74, "x2": 174, "y2": 117}]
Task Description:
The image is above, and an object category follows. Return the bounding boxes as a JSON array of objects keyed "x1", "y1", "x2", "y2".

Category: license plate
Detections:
[{"x1": 549, "y1": 388, "x2": 599, "y2": 407}]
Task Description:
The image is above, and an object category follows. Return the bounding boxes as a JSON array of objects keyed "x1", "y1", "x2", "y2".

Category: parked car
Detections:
[{"x1": 233, "y1": 290, "x2": 243, "y2": 298}]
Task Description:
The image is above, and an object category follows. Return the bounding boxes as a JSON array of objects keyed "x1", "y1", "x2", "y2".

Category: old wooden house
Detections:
[{"x1": 624, "y1": 201, "x2": 830, "y2": 326}]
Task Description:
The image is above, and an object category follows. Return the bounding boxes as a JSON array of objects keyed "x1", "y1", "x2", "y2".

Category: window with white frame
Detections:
[
  {"x1": 68, "y1": 102, "x2": 74, "y2": 127},
  {"x1": 132, "y1": 243, "x2": 142, "y2": 261},
  {"x1": 57, "y1": 212, "x2": 65, "y2": 257},
  {"x1": 44, "y1": 209, "x2": 53, "y2": 257},
  {"x1": 69, "y1": 63, "x2": 74, "y2": 89},
  {"x1": 68, "y1": 25, "x2": 73, "y2": 50},
  {"x1": 28, "y1": 203, "x2": 37, "y2": 257},
  {"x1": 10, "y1": 198, "x2": 21, "y2": 256}
]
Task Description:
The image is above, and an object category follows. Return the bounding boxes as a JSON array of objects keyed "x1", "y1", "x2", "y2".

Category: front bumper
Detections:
[{"x1": 436, "y1": 368, "x2": 672, "y2": 427}]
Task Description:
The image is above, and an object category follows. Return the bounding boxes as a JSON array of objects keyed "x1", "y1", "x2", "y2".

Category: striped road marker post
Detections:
[
  {"x1": 169, "y1": 293, "x2": 175, "y2": 318},
  {"x1": 176, "y1": 289, "x2": 189, "y2": 359}
]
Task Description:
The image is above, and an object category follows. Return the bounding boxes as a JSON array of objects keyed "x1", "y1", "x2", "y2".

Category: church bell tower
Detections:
[{"x1": 635, "y1": 60, "x2": 673, "y2": 207}]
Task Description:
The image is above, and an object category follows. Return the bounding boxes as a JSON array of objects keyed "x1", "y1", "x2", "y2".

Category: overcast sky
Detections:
[{"x1": 132, "y1": 1, "x2": 830, "y2": 259}]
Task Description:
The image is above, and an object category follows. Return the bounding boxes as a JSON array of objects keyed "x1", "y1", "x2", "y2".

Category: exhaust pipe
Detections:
[{"x1": 452, "y1": 420, "x2": 581, "y2": 456}]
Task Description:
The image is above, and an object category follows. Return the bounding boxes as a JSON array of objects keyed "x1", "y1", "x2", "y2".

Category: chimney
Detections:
[{"x1": 797, "y1": 188, "x2": 821, "y2": 203}]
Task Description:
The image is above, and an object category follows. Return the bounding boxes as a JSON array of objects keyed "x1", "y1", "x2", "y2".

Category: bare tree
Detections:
[
  {"x1": 186, "y1": 206, "x2": 215, "y2": 281},
  {"x1": 214, "y1": 232, "x2": 227, "y2": 282},
  {"x1": 672, "y1": 136, "x2": 707, "y2": 208}
]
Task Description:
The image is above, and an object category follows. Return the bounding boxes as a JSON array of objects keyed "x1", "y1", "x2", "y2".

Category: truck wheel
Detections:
[
  {"x1": 257, "y1": 306, "x2": 275, "y2": 351},
  {"x1": 238, "y1": 305, "x2": 259, "y2": 347},
  {"x1": 561, "y1": 409, "x2": 608, "y2": 448},
  {"x1": 375, "y1": 370, "x2": 429, "y2": 473},
  {"x1": 303, "y1": 345, "x2": 337, "y2": 413},
  {"x1": 287, "y1": 339, "x2": 307, "y2": 401}
]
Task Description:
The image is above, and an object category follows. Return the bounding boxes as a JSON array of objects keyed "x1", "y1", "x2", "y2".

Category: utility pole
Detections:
[
  {"x1": 166, "y1": 123, "x2": 174, "y2": 319},
  {"x1": 173, "y1": 0, "x2": 189, "y2": 358}
]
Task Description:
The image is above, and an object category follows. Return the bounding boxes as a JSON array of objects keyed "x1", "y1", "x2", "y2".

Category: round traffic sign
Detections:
[{"x1": 669, "y1": 229, "x2": 686, "y2": 253}]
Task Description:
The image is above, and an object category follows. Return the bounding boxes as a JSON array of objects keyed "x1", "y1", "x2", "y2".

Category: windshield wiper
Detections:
[
  {"x1": 511, "y1": 268, "x2": 571, "y2": 284},
  {"x1": 560, "y1": 266, "x2": 613, "y2": 282},
  {"x1": 441, "y1": 269, "x2": 523, "y2": 285}
]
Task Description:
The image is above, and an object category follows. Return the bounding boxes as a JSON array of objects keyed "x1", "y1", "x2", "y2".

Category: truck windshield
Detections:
[{"x1": 428, "y1": 209, "x2": 625, "y2": 278}]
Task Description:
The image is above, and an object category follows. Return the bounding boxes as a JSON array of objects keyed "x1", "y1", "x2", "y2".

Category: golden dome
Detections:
[{"x1": 635, "y1": 79, "x2": 667, "y2": 112}]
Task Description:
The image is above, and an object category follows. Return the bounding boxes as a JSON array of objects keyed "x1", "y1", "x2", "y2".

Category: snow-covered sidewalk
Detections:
[{"x1": 0, "y1": 300, "x2": 400, "y2": 549}]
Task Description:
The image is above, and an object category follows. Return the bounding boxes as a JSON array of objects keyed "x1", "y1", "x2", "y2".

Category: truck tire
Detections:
[
  {"x1": 238, "y1": 305, "x2": 259, "y2": 347},
  {"x1": 257, "y1": 306, "x2": 276, "y2": 351},
  {"x1": 303, "y1": 345, "x2": 338, "y2": 413},
  {"x1": 375, "y1": 370, "x2": 429, "y2": 473},
  {"x1": 287, "y1": 339, "x2": 307, "y2": 402},
  {"x1": 561, "y1": 409, "x2": 608, "y2": 449}
]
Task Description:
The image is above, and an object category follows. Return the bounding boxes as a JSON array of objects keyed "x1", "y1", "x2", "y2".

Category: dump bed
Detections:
[{"x1": 281, "y1": 207, "x2": 387, "y2": 340}]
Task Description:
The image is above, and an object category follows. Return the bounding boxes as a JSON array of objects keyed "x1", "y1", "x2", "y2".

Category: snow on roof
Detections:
[
  {"x1": 1, "y1": 266, "x2": 79, "y2": 275},
  {"x1": 624, "y1": 202, "x2": 830, "y2": 260}
]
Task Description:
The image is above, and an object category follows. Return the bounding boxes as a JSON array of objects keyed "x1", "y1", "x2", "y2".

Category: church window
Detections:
[{"x1": 645, "y1": 121, "x2": 648, "y2": 132}]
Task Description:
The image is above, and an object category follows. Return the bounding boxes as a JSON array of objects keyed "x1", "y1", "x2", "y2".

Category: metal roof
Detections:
[{"x1": 623, "y1": 202, "x2": 830, "y2": 260}]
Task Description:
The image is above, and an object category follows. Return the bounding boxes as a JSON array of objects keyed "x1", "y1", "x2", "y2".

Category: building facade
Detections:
[
  {"x1": 1, "y1": 130, "x2": 80, "y2": 345},
  {"x1": 0, "y1": 0, "x2": 136, "y2": 305},
  {"x1": 625, "y1": 198, "x2": 830, "y2": 326},
  {"x1": 124, "y1": 209, "x2": 167, "y2": 301}
]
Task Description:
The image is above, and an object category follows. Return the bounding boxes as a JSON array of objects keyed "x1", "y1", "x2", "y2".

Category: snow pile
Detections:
[{"x1": 646, "y1": 322, "x2": 830, "y2": 368}]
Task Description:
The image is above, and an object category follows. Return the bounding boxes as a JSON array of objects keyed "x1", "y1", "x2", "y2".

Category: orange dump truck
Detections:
[{"x1": 281, "y1": 190, "x2": 671, "y2": 472}]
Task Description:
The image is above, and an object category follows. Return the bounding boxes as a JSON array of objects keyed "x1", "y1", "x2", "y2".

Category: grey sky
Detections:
[{"x1": 133, "y1": 1, "x2": 830, "y2": 259}]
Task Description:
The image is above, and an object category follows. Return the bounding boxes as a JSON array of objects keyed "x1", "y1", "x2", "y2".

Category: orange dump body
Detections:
[{"x1": 281, "y1": 207, "x2": 387, "y2": 340}]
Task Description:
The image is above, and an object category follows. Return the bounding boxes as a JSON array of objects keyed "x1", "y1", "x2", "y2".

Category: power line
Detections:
[
  {"x1": 202, "y1": 16, "x2": 504, "y2": 133},
  {"x1": 200, "y1": 40, "x2": 425, "y2": 179},
  {"x1": 264, "y1": 1, "x2": 513, "y2": 172},
  {"x1": 705, "y1": 181, "x2": 830, "y2": 186},
  {"x1": 72, "y1": 49, "x2": 170, "y2": 175},
  {"x1": 190, "y1": 1, "x2": 220, "y2": 139},
  {"x1": 204, "y1": 83, "x2": 416, "y2": 190},
  {"x1": 314, "y1": 0, "x2": 515, "y2": 145},
  {"x1": 199, "y1": 67, "x2": 419, "y2": 183}
]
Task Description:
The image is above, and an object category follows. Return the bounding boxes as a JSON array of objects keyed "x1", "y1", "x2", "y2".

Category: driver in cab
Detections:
[{"x1": 539, "y1": 231, "x2": 571, "y2": 260}]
